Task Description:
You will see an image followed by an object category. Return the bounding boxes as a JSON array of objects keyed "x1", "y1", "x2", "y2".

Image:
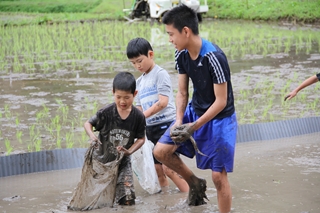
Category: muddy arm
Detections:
[{"x1": 84, "y1": 120, "x2": 101, "y2": 147}]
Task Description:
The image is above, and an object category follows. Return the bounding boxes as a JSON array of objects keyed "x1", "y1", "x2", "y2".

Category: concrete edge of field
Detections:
[{"x1": 1, "y1": 116, "x2": 320, "y2": 177}]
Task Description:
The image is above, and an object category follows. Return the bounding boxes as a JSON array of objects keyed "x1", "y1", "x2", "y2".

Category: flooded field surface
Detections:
[
  {"x1": 0, "y1": 133, "x2": 319, "y2": 213},
  {"x1": 1, "y1": 20, "x2": 319, "y2": 154},
  {"x1": 0, "y1": 20, "x2": 319, "y2": 212}
]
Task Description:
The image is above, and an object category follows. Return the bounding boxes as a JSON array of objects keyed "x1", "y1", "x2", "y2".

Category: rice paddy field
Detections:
[{"x1": 0, "y1": 19, "x2": 319, "y2": 154}]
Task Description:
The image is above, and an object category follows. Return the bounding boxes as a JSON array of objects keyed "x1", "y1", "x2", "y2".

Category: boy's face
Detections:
[
  {"x1": 113, "y1": 89, "x2": 137, "y2": 111},
  {"x1": 129, "y1": 51, "x2": 154, "y2": 74},
  {"x1": 165, "y1": 24, "x2": 188, "y2": 51}
]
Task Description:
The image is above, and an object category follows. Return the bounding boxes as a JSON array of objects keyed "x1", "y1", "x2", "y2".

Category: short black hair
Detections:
[
  {"x1": 126, "y1": 37, "x2": 153, "y2": 59},
  {"x1": 113, "y1": 72, "x2": 136, "y2": 94},
  {"x1": 162, "y1": 4, "x2": 199, "y2": 35}
]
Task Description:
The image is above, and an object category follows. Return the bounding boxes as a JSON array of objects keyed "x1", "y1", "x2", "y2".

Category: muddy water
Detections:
[
  {"x1": 1, "y1": 133, "x2": 319, "y2": 213},
  {"x1": 0, "y1": 20, "x2": 320, "y2": 211},
  {"x1": 0, "y1": 20, "x2": 320, "y2": 153}
]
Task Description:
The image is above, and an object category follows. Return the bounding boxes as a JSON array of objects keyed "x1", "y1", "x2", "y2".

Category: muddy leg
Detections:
[
  {"x1": 154, "y1": 143, "x2": 207, "y2": 205},
  {"x1": 187, "y1": 176, "x2": 207, "y2": 206},
  {"x1": 162, "y1": 164, "x2": 189, "y2": 192},
  {"x1": 212, "y1": 169, "x2": 231, "y2": 213},
  {"x1": 155, "y1": 164, "x2": 169, "y2": 187}
]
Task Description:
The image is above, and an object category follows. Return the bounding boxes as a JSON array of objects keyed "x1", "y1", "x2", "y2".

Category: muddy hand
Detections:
[
  {"x1": 170, "y1": 122, "x2": 196, "y2": 143},
  {"x1": 90, "y1": 138, "x2": 102, "y2": 149},
  {"x1": 284, "y1": 94, "x2": 290, "y2": 101},
  {"x1": 169, "y1": 122, "x2": 181, "y2": 139},
  {"x1": 190, "y1": 136, "x2": 208, "y2": 157},
  {"x1": 284, "y1": 91, "x2": 297, "y2": 101},
  {"x1": 117, "y1": 146, "x2": 129, "y2": 156}
]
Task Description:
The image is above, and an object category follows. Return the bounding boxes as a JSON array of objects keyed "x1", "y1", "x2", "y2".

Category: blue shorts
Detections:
[{"x1": 159, "y1": 104, "x2": 238, "y2": 172}]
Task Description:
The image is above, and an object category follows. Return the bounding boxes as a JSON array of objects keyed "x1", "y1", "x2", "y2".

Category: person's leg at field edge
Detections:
[
  {"x1": 212, "y1": 169, "x2": 232, "y2": 213},
  {"x1": 153, "y1": 143, "x2": 207, "y2": 205}
]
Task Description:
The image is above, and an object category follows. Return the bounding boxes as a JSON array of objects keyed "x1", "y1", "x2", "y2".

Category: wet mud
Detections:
[
  {"x1": 0, "y1": 133, "x2": 319, "y2": 213},
  {"x1": 67, "y1": 145, "x2": 124, "y2": 211},
  {"x1": 187, "y1": 177, "x2": 208, "y2": 206},
  {"x1": 0, "y1": 21, "x2": 320, "y2": 153},
  {"x1": 0, "y1": 20, "x2": 319, "y2": 212},
  {"x1": 170, "y1": 124, "x2": 207, "y2": 157}
]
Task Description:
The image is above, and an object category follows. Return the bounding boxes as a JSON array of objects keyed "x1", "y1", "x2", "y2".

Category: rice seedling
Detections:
[
  {"x1": 29, "y1": 124, "x2": 36, "y2": 139},
  {"x1": 66, "y1": 132, "x2": 74, "y2": 148},
  {"x1": 56, "y1": 137, "x2": 62, "y2": 149},
  {"x1": 16, "y1": 130, "x2": 23, "y2": 144},
  {"x1": 1, "y1": 19, "x2": 318, "y2": 153},
  {"x1": 14, "y1": 116, "x2": 20, "y2": 126},
  {"x1": 4, "y1": 104, "x2": 11, "y2": 119},
  {"x1": 56, "y1": 124, "x2": 62, "y2": 148},
  {"x1": 27, "y1": 143, "x2": 33, "y2": 152},
  {"x1": 34, "y1": 138, "x2": 42, "y2": 152},
  {"x1": 309, "y1": 99, "x2": 318, "y2": 111},
  {"x1": 81, "y1": 131, "x2": 88, "y2": 146},
  {"x1": 5, "y1": 138, "x2": 13, "y2": 155}
]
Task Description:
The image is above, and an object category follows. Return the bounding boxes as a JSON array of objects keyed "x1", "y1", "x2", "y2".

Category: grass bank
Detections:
[
  {"x1": 208, "y1": 0, "x2": 320, "y2": 23},
  {"x1": 0, "y1": 0, "x2": 131, "y2": 26},
  {"x1": 0, "y1": 0, "x2": 319, "y2": 26}
]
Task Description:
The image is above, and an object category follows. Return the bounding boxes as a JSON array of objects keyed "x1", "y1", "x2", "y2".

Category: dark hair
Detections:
[
  {"x1": 162, "y1": 4, "x2": 199, "y2": 35},
  {"x1": 126, "y1": 37, "x2": 153, "y2": 59},
  {"x1": 113, "y1": 72, "x2": 136, "y2": 94}
]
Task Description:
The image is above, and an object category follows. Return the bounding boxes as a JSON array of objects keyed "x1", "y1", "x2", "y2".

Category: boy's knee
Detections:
[
  {"x1": 212, "y1": 170, "x2": 228, "y2": 190},
  {"x1": 153, "y1": 145, "x2": 162, "y2": 161},
  {"x1": 153, "y1": 143, "x2": 171, "y2": 162}
]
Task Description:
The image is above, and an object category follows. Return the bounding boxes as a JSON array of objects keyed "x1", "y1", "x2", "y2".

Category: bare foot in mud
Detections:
[
  {"x1": 187, "y1": 178, "x2": 208, "y2": 206},
  {"x1": 118, "y1": 197, "x2": 135, "y2": 206}
]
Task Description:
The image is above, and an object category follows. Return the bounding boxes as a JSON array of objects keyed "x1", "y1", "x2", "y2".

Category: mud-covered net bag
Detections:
[{"x1": 68, "y1": 144, "x2": 124, "y2": 211}]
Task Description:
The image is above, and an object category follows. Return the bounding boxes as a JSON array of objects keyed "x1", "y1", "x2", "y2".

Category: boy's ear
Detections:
[
  {"x1": 133, "y1": 90, "x2": 138, "y2": 97},
  {"x1": 183, "y1": 26, "x2": 191, "y2": 37},
  {"x1": 148, "y1": 50, "x2": 154, "y2": 59}
]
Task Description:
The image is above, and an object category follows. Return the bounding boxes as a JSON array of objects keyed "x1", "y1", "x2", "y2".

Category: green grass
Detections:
[
  {"x1": 0, "y1": 12, "x2": 114, "y2": 26},
  {"x1": 0, "y1": 0, "x2": 102, "y2": 13},
  {"x1": 0, "y1": 0, "x2": 319, "y2": 26},
  {"x1": 207, "y1": 0, "x2": 320, "y2": 22},
  {"x1": 0, "y1": 0, "x2": 132, "y2": 26}
]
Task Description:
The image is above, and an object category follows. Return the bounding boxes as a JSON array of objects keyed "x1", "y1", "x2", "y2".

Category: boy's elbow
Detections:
[
  {"x1": 222, "y1": 99, "x2": 228, "y2": 108},
  {"x1": 158, "y1": 99, "x2": 169, "y2": 109},
  {"x1": 84, "y1": 121, "x2": 88, "y2": 128},
  {"x1": 179, "y1": 90, "x2": 188, "y2": 98},
  {"x1": 84, "y1": 120, "x2": 92, "y2": 129},
  {"x1": 159, "y1": 102, "x2": 168, "y2": 110},
  {"x1": 215, "y1": 98, "x2": 227, "y2": 110}
]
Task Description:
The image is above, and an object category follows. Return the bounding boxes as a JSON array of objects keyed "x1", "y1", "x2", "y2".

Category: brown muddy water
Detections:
[
  {"x1": 0, "y1": 20, "x2": 320, "y2": 212},
  {"x1": 0, "y1": 20, "x2": 320, "y2": 153},
  {"x1": 1, "y1": 133, "x2": 319, "y2": 213}
]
